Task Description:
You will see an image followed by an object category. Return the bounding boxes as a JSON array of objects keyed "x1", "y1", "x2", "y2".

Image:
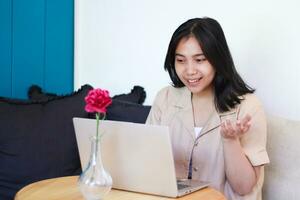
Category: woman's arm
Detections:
[
  {"x1": 221, "y1": 115, "x2": 261, "y2": 195},
  {"x1": 222, "y1": 137, "x2": 261, "y2": 195}
]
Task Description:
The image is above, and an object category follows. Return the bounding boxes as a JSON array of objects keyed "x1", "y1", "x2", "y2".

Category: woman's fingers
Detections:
[
  {"x1": 236, "y1": 120, "x2": 244, "y2": 134},
  {"x1": 226, "y1": 120, "x2": 235, "y2": 135},
  {"x1": 241, "y1": 114, "x2": 251, "y2": 125},
  {"x1": 221, "y1": 120, "x2": 235, "y2": 138},
  {"x1": 240, "y1": 114, "x2": 251, "y2": 133},
  {"x1": 220, "y1": 115, "x2": 252, "y2": 139}
]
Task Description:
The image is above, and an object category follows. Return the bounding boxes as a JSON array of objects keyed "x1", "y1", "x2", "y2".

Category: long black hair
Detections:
[{"x1": 164, "y1": 17, "x2": 255, "y2": 113}]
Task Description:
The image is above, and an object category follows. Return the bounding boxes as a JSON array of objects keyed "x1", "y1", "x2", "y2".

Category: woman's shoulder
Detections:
[
  {"x1": 241, "y1": 93, "x2": 263, "y2": 107},
  {"x1": 238, "y1": 93, "x2": 265, "y2": 115},
  {"x1": 153, "y1": 85, "x2": 186, "y2": 105},
  {"x1": 156, "y1": 85, "x2": 185, "y2": 96}
]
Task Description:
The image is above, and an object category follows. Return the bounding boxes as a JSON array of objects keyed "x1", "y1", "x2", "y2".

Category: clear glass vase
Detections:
[{"x1": 78, "y1": 136, "x2": 112, "y2": 200}]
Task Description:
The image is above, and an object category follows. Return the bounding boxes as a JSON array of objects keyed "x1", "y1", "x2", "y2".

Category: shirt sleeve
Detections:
[
  {"x1": 238, "y1": 95, "x2": 270, "y2": 166},
  {"x1": 146, "y1": 102, "x2": 161, "y2": 125},
  {"x1": 146, "y1": 87, "x2": 169, "y2": 125}
]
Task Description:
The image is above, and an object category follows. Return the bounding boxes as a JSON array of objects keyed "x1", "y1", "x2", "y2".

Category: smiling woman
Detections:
[
  {"x1": 174, "y1": 36, "x2": 216, "y2": 96},
  {"x1": 147, "y1": 17, "x2": 269, "y2": 200}
]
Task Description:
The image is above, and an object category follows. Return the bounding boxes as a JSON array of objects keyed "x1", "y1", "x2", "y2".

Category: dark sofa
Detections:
[{"x1": 0, "y1": 84, "x2": 151, "y2": 200}]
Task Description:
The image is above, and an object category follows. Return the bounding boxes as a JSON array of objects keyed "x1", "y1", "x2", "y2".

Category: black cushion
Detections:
[
  {"x1": 112, "y1": 86, "x2": 146, "y2": 104},
  {"x1": 106, "y1": 99, "x2": 151, "y2": 124},
  {"x1": 0, "y1": 84, "x2": 93, "y2": 200},
  {"x1": 29, "y1": 85, "x2": 147, "y2": 105},
  {"x1": 27, "y1": 85, "x2": 58, "y2": 101},
  {"x1": 28, "y1": 85, "x2": 151, "y2": 124}
]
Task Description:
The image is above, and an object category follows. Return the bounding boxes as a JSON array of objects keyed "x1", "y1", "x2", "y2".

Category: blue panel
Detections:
[
  {"x1": 45, "y1": 0, "x2": 74, "y2": 94},
  {"x1": 12, "y1": 0, "x2": 45, "y2": 99},
  {"x1": 0, "y1": 0, "x2": 12, "y2": 97}
]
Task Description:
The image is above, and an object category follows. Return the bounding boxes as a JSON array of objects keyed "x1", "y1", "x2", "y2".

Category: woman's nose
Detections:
[{"x1": 186, "y1": 62, "x2": 197, "y2": 75}]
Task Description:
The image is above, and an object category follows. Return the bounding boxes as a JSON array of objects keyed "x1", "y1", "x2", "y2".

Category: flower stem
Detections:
[
  {"x1": 96, "y1": 112, "x2": 107, "y2": 141},
  {"x1": 96, "y1": 113, "x2": 100, "y2": 141}
]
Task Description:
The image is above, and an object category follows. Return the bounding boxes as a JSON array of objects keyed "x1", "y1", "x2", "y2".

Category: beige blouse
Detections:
[{"x1": 146, "y1": 86, "x2": 269, "y2": 200}]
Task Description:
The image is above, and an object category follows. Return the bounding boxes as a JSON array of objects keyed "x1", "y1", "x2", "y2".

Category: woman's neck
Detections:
[
  {"x1": 191, "y1": 87, "x2": 215, "y2": 127},
  {"x1": 192, "y1": 86, "x2": 214, "y2": 104}
]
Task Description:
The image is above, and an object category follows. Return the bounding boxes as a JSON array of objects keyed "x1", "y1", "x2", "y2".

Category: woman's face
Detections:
[{"x1": 175, "y1": 36, "x2": 216, "y2": 95}]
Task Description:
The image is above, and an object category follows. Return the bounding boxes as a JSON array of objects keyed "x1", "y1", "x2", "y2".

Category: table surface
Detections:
[{"x1": 15, "y1": 176, "x2": 226, "y2": 200}]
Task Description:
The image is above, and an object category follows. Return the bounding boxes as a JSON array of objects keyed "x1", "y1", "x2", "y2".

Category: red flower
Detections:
[{"x1": 85, "y1": 89, "x2": 112, "y2": 114}]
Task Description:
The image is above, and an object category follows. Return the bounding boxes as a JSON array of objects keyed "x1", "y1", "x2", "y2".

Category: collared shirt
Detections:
[{"x1": 146, "y1": 86, "x2": 269, "y2": 200}]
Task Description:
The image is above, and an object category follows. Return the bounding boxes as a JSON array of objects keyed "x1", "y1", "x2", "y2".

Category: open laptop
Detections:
[{"x1": 73, "y1": 117, "x2": 209, "y2": 197}]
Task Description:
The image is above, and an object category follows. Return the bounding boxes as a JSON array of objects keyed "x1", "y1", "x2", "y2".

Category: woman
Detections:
[{"x1": 146, "y1": 17, "x2": 269, "y2": 200}]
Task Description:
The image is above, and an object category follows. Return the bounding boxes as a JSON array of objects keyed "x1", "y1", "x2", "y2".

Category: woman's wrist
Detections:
[{"x1": 221, "y1": 136, "x2": 241, "y2": 145}]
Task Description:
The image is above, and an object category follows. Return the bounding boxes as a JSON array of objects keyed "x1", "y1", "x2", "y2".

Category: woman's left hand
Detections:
[{"x1": 220, "y1": 114, "x2": 251, "y2": 140}]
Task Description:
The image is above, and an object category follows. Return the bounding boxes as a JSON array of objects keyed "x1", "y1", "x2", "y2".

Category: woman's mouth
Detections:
[
  {"x1": 186, "y1": 77, "x2": 202, "y2": 86},
  {"x1": 187, "y1": 78, "x2": 200, "y2": 83}
]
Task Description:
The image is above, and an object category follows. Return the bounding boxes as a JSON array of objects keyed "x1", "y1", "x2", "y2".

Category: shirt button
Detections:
[{"x1": 193, "y1": 167, "x2": 198, "y2": 172}]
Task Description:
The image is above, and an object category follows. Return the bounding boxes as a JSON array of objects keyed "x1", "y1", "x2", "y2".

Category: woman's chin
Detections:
[
  {"x1": 186, "y1": 85, "x2": 213, "y2": 95},
  {"x1": 187, "y1": 86, "x2": 203, "y2": 94}
]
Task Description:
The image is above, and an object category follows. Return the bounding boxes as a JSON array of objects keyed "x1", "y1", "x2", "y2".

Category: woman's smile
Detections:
[{"x1": 175, "y1": 36, "x2": 215, "y2": 95}]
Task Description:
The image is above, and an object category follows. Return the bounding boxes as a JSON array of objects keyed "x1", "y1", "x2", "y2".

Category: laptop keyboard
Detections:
[{"x1": 177, "y1": 183, "x2": 189, "y2": 190}]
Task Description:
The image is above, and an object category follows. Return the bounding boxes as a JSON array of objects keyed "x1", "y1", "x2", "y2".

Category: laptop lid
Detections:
[{"x1": 73, "y1": 117, "x2": 178, "y2": 197}]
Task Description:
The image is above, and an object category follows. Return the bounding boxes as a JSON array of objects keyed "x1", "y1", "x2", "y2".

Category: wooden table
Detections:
[{"x1": 15, "y1": 176, "x2": 226, "y2": 200}]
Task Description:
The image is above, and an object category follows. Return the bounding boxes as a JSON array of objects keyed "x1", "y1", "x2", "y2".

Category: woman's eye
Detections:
[
  {"x1": 176, "y1": 59, "x2": 184, "y2": 63},
  {"x1": 196, "y1": 58, "x2": 206, "y2": 63}
]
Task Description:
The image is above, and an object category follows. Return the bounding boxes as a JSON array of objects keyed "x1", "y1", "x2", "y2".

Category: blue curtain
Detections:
[{"x1": 0, "y1": 0, "x2": 74, "y2": 99}]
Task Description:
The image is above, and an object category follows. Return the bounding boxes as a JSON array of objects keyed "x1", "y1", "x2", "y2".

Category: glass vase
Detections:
[{"x1": 78, "y1": 136, "x2": 112, "y2": 200}]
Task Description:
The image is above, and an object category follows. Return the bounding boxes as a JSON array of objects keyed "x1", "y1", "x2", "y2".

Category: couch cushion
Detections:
[
  {"x1": 0, "y1": 84, "x2": 93, "y2": 200},
  {"x1": 263, "y1": 115, "x2": 300, "y2": 200},
  {"x1": 28, "y1": 85, "x2": 151, "y2": 124},
  {"x1": 27, "y1": 85, "x2": 58, "y2": 101},
  {"x1": 112, "y1": 85, "x2": 146, "y2": 104},
  {"x1": 106, "y1": 99, "x2": 151, "y2": 124},
  {"x1": 29, "y1": 85, "x2": 147, "y2": 105}
]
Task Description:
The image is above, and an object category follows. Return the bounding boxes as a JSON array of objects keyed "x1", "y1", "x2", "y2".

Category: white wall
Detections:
[{"x1": 75, "y1": 0, "x2": 300, "y2": 120}]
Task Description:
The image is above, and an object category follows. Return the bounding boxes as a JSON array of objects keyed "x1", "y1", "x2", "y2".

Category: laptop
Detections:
[{"x1": 73, "y1": 117, "x2": 209, "y2": 197}]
